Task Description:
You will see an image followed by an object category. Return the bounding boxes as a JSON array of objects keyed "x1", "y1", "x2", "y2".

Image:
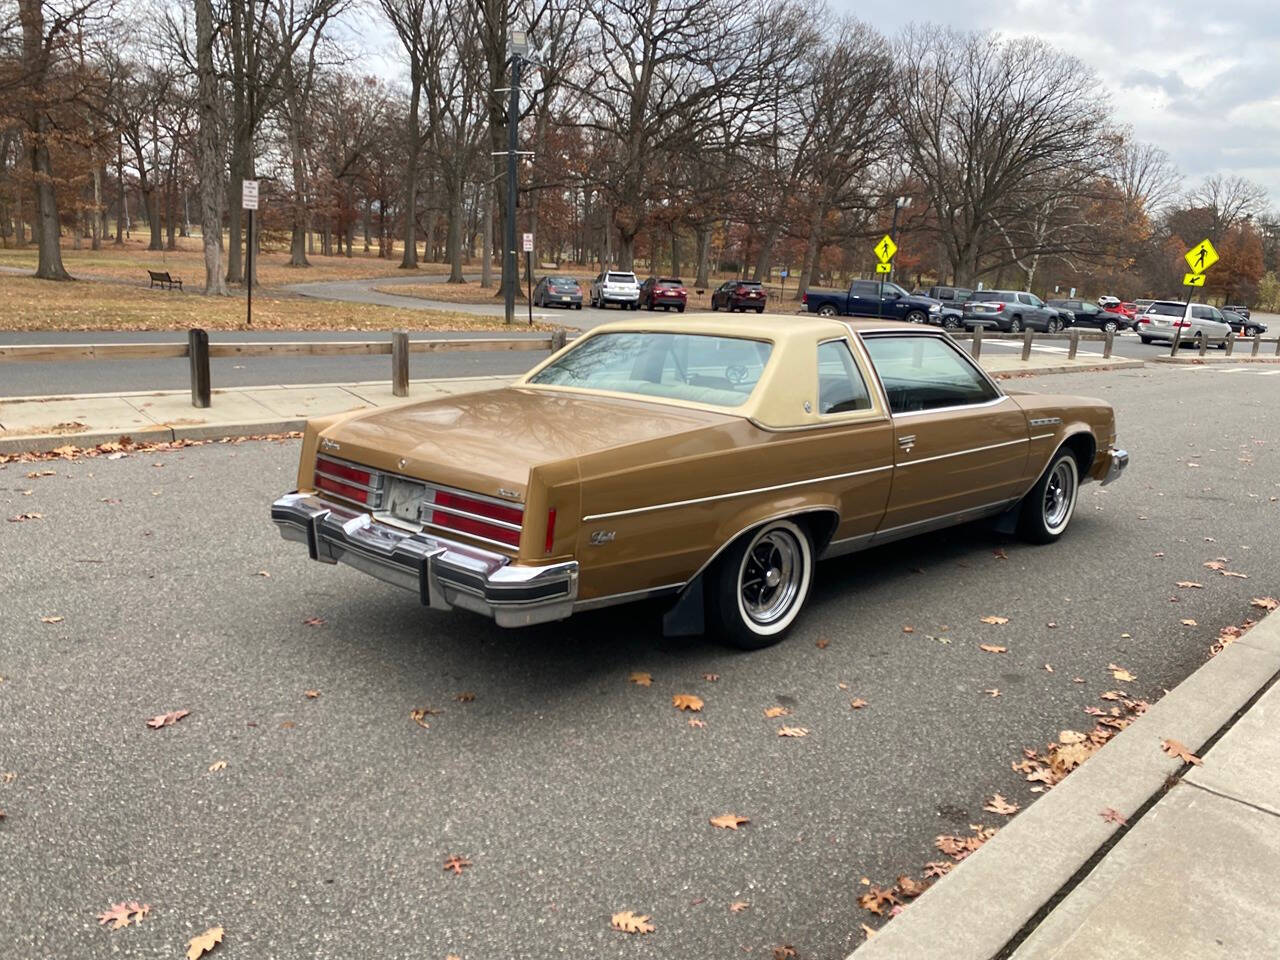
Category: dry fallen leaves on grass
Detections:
[
  {"x1": 763, "y1": 705, "x2": 790, "y2": 718},
  {"x1": 145, "y1": 709, "x2": 189, "y2": 729},
  {"x1": 1161, "y1": 739, "x2": 1203, "y2": 765},
  {"x1": 97, "y1": 901, "x2": 151, "y2": 930},
  {"x1": 611, "y1": 910, "x2": 655, "y2": 935},
  {"x1": 628, "y1": 672, "x2": 652, "y2": 687},
  {"x1": 983, "y1": 794, "x2": 1019, "y2": 816},
  {"x1": 978, "y1": 643, "x2": 1007, "y2": 654},
  {"x1": 1100, "y1": 807, "x2": 1128, "y2": 826},
  {"x1": 778, "y1": 726, "x2": 809, "y2": 738},
  {"x1": 1250, "y1": 597, "x2": 1278, "y2": 610},
  {"x1": 207, "y1": 760, "x2": 227, "y2": 772},
  {"x1": 186, "y1": 926, "x2": 224, "y2": 960},
  {"x1": 980, "y1": 615, "x2": 1010, "y2": 625},
  {"x1": 1108, "y1": 663, "x2": 1137, "y2": 683},
  {"x1": 443, "y1": 855, "x2": 472, "y2": 875},
  {"x1": 672, "y1": 693, "x2": 703, "y2": 712},
  {"x1": 709, "y1": 813, "x2": 750, "y2": 830},
  {"x1": 849, "y1": 697, "x2": 868, "y2": 710},
  {"x1": 729, "y1": 901, "x2": 749, "y2": 913}
]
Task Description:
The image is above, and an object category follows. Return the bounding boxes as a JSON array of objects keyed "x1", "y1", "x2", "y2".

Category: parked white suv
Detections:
[{"x1": 590, "y1": 271, "x2": 640, "y2": 309}]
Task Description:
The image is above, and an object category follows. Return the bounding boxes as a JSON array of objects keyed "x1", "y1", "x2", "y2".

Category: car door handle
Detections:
[{"x1": 898, "y1": 434, "x2": 916, "y2": 453}]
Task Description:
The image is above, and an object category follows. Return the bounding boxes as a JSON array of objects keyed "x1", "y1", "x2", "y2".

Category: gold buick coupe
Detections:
[{"x1": 272, "y1": 316, "x2": 1127, "y2": 648}]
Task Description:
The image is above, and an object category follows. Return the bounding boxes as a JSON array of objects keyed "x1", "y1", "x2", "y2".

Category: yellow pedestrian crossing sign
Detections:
[
  {"x1": 1184, "y1": 238, "x2": 1218, "y2": 275},
  {"x1": 874, "y1": 234, "x2": 897, "y2": 263},
  {"x1": 875, "y1": 262, "x2": 892, "y2": 274},
  {"x1": 1183, "y1": 273, "x2": 1206, "y2": 287}
]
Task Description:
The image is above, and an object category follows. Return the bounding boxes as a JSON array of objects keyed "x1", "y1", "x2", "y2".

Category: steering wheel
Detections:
[{"x1": 725, "y1": 364, "x2": 749, "y2": 385}]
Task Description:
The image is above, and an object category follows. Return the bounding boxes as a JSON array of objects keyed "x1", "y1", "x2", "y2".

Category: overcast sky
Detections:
[{"x1": 848, "y1": 0, "x2": 1280, "y2": 205}]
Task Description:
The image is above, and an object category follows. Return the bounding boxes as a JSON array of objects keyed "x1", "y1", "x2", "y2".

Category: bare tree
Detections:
[
  {"x1": 1112, "y1": 138, "x2": 1181, "y2": 219},
  {"x1": 1186, "y1": 173, "x2": 1269, "y2": 237}
]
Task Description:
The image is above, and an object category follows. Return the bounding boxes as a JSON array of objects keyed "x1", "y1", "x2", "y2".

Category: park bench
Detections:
[{"x1": 147, "y1": 270, "x2": 183, "y2": 291}]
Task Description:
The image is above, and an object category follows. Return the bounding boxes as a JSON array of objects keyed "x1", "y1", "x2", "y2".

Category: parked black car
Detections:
[
  {"x1": 1223, "y1": 304, "x2": 1251, "y2": 320},
  {"x1": 917, "y1": 285, "x2": 974, "y2": 309},
  {"x1": 964, "y1": 290, "x2": 1064, "y2": 332},
  {"x1": 1046, "y1": 298, "x2": 1128, "y2": 333},
  {"x1": 532, "y1": 275, "x2": 583, "y2": 309},
  {"x1": 1221, "y1": 310, "x2": 1267, "y2": 337},
  {"x1": 710, "y1": 279, "x2": 767, "y2": 313}
]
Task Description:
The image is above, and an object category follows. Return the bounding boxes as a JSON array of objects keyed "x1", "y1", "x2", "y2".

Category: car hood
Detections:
[{"x1": 316, "y1": 387, "x2": 734, "y2": 496}]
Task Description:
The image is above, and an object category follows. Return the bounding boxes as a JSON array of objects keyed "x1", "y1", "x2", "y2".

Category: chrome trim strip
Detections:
[
  {"x1": 891, "y1": 395, "x2": 1010, "y2": 418},
  {"x1": 574, "y1": 582, "x2": 685, "y2": 612},
  {"x1": 418, "y1": 520, "x2": 518, "y2": 552},
  {"x1": 1029, "y1": 433, "x2": 1055, "y2": 441},
  {"x1": 1028, "y1": 417, "x2": 1062, "y2": 427},
  {"x1": 425, "y1": 501, "x2": 523, "y2": 532},
  {"x1": 898, "y1": 437, "x2": 1027, "y2": 467},
  {"x1": 581, "y1": 465, "x2": 893, "y2": 522}
]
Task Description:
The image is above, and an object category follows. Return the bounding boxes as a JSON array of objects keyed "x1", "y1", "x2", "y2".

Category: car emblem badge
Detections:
[
  {"x1": 320, "y1": 438, "x2": 340, "y2": 452},
  {"x1": 590, "y1": 530, "x2": 616, "y2": 546},
  {"x1": 496, "y1": 488, "x2": 521, "y2": 500},
  {"x1": 398, "y1": 458, "x2": 408, "y2": 469}
]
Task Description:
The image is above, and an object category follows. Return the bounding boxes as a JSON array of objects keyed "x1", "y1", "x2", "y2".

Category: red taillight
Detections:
[
  {"x1": 427, "y1": 490, "x2": 522, "y2": 548},
  {"x1": 1139, "y1": 316, "x2": 1150, "y2": 324},
  {"x1": 315, "y1": 456, "x2": 372, "y2": 504},
  {"x1": 1172, "y1": 320, "x2": 1190, "y2": 327},
  {"x1": 802, "y1": 293, "x2": 808, "y2": 304},
  {"x1": 544, "y1": 508, "x2": 557, "y2": 554},
  {"x1": 735, "y1": 285, "x2": 747, "y2": 295},
  {"x1": 992, "y1": 303, "x2": 1004, "y2": 312}
]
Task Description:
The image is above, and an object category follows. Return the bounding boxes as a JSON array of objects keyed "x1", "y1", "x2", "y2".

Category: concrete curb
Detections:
[
  {"x1": 848, "y1": 612, "x2": 1280, "y2": 960},
  {"x1": 988, "y1": 358, "x2": 1143, "y2": 378},
  {"x1": 1151, "y1": 355, "x2": 1280, "y2": 365}
]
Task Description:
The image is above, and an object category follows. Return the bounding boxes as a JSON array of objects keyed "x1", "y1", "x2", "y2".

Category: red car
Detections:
[
  {"x1": 639, "y1": 276, "x2": 687, "y2": 312},
  {"x1": 710, "y1": 279, "x2": 767, "y2": 313},
  {"x1": 1112, "y1": 302, "x2": 1138, "y2": 320}
]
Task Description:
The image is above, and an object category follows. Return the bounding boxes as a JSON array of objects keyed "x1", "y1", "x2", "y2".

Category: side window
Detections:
[
  {"x1": 816, "y1": 340, "x2": 872, "y2": 415},
  {"x1": 1191, "y1": 305, "x2": 1211, "y2": 320},
  {"x1": 863, "y1": 335, "x2": 999, "y2": 414},
  {"x1": 1210, "y1": 307, "x2": 1225, "y2": 322},
  {"x1": 1017, "y1": 293, "x2": 1034, "y2": 305},
  {"x1": 851, "y1": 281, "x2": 878, "y2": 297}
]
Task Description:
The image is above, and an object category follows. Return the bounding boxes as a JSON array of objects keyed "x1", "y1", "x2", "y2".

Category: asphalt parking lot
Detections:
[{"x1": 1, "y1": 363, "x2": 1277, "y2": 959}]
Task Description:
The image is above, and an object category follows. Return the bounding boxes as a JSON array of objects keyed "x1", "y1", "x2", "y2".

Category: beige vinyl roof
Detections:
[{"x1": 515, "y1": 313, "x2": 934, "y2": 429}]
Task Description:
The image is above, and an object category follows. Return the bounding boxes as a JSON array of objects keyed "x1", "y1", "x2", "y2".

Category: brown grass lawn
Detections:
[
  {"x1": 0, "y1": 276, "x2": 561, "y2": 332},
  {"x1": 373, "y1": 281, "x2": 524, "y2": 305},
  {"x1": 0, "y1": 236, "x2": 453, "y2": 291}
]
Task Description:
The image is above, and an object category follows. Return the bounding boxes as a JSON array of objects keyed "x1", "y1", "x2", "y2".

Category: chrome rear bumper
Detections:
[
  {"x1": 271, "y1": 493, "x2": 577, "y2": 627},
  {"x1": 1102, "y1": 447, "x2": 1129, "y2": 486}
]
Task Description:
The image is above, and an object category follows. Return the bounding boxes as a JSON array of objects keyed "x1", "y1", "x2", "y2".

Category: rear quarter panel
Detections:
[{"x1": 1011, "y1": 394, "x2": 1116, "y2": 484}]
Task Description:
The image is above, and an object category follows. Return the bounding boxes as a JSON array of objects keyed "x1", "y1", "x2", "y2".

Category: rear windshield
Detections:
[
  {"x1": 607, "y1": 272, "x2": 636, "y2": 283},
  {"x1": 657, "y1": 277, "x2": 682, "y2": 285},
  {"x1": 548, "y1": 277, "x2": 578, "y2": 288},
  {"x1": 1148, "y1": 301, "x2": 1186, "y2": 314},
  {"x1": 737, "y1": 281, "x2": 763, "y2": 289},
  {"x1": 528, "y1": 332, "x2": 772, "y2": 407}
]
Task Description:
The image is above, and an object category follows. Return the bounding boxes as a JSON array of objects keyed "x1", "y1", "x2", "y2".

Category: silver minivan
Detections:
[{"x1": 1136, "y1": 301, "x2": 1232, "y2": 347}]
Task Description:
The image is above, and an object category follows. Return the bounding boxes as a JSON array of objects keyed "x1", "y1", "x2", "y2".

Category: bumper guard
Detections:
[{"x1": 1102, "y1": 447, "x2": 1129, "y2": 486}]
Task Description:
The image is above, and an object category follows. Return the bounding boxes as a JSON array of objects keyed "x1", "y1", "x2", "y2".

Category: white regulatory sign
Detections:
[
  {"x1": 522, "y1": 232, "x2": 533, "y2": 253},
  {"x1": 242, "y1": 180, "x2": 260, "y2": 211}
]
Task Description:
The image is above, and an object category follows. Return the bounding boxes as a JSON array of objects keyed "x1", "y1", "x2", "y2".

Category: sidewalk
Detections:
[
  {"x1": 0, "y1": 350, "x2": 1141, "y2": 454},
  {"x1": 850, "y1": 611, "x2": 1280, "y2": 960},
  {"x1": 0, "y1": 375, "x2": 513, "y2": 454}
]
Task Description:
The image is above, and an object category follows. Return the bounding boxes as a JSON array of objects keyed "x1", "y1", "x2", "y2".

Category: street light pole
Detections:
[
  {"x1": 502, "y1": 31, "x2": 528, "y2": 326},
  {"x1": 889, "y1": 195, "x2": 911, "y2": 284}
]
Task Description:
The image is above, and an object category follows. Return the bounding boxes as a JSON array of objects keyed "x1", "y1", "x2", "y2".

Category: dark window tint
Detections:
[
  {"x1": 548, "y1": 277, "x2": 578, "y2": 289},
  {"x1": 657, "y1": 277, "x2": 681, "y2": 285},
  {"x1": 816, "y1": 340, "x2": 872, "y2": 414},
  {"x1": 851, "y1": 281, "x2": 880, "y2": 296},
  {"x1": 863, "y1": 335, "x2": 999, "y2": 414}
]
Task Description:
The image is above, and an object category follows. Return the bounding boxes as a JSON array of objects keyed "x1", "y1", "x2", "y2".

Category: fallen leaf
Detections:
[
  {"x1": 1072, "y1": 677, "x2": 1086, "y2": 683},
  {"x1": 6, "y1": 512, "x2": 43, "y2": 522},
  {"x1": 983, "y1": 794, "x2": 1019, "y2": 816},
  {"x1": 702, "y1": 673, "x2": 720, "y2": 682},
  {"x1": 1046, "y1": 622, "x2": 1058, "y2": 629},
  {"x1": 1044, "y1": 664, "x2": 1054, "y2": 672},
  {"x1": 672, "y1": 693, "x2": 703, "y2": 712},
  {"x1": 1161, "y1": 738, "x2": 1203, "y2": 765},
  {"x1": 993, "y1": 547, "x2": 1008, "y2": 560},
  {"x1": 302, "y1": 616, "x2": 326, "y2": 627},
  {"x1": 208, "y1": 760, "x2": 227, "y2": 772},
  {"x1": 1176, "y1": 581, "x2": 1203, "y2": 589},
  {"x1": 454, "y1": 691, "x2": 476, "y2": 702},
  {"x1": 1203, "y1": 560, "x2": 1227, "y2": 571},
  {"x1": 849, "y1": 697, "x2": 868, "y2": 710},
  {"x1": 628, "y1": 672, "x2": 652, "y2": 687},
  {"x1": 980, "y1": 615, "x2": 1010, "y2": 625},
  {"x1": 922, "y1": 861, "x2": 953, "y2": 879},
  {"x1": 1100, "y1": 807, "x2": 1128, "y2": 826},
  {"x1": 443, "y1": 854, "x2": 472, "y2": 875},
  {"x1": 763, "y1": 705, "x2": 790, "y2": 718},
  {"x1": 186, "y1": 926, "x2": 224, "y2": 960},
  {"x1": 611, "y1": 910, "x2": 655, "y2": 935},
  {"x1": 1180, "y1": 619, "x2": 1198, "y2": 626},
  {"x1": 1059, "y1": 729, "x2": 1086, "y2": 744},
  {"x1": 97, "y1": 901, "x2": 151, "y2": 930},
  {"x1": 861, "y1": 924, "x2": 876, "y2": 939},
  {"x1": 304, "y1": 690, "x2": 320, "y2": 699},
  {"x1": 1222, "y1": 571, "x2": 1250, "y2": 579},
  {"x1": 978, "y1": 643, "x2": 1007, "y2": 654},
  {"x1": 777, "y1": 725, "x2": 809, "y2": 738},
  {"x1": 857, "y1": 885, "x2": 900, "y2": 915},
  {"x1": 39, "y1": 615, "x2": 64, "y2": 624},
  {"x1": 687, "y1": 717, "x2": 705, "y2": 728},
  {"x1": 896, "y1": 874, "x2": 928, "y2": 898},
  {"x1": 729, "y1": 901, "x2": 749, "y2": 913},
  {"x1": 1251, "y1": 597, "x2": 1279, "y2": 611},
  {"x1": 983, "y1": 688, "x2": 1000, "y2": 698},
  {"x1": 709, "y1": 813, "x2": 750, "y2": 830},
  {"x1": 145, "y1": 709, "x2": 190, "y2": 729},
  {"x1": 409, "y1": 708, "x2": 431, "y2": 729},
  {"x1": 279, "y1": 721, "x2": 295, "y2": 730},
  {"x1": 1108, "y1": 664, "x2": 1136, "y2": 683},
  {"x1": 901, "y1": 625, "x2": 915, "y2": 634},
  {"x1": 816, "y1": 637, "x2": 830, "y2": 649}
]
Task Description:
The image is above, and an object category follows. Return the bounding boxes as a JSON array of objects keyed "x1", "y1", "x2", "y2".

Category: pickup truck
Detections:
[{"x1": 803, "y1": 280, "x2": 955, "y2": 327}]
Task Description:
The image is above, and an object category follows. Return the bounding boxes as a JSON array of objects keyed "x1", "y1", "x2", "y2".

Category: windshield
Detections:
[{"x1": 527, "y1": 332, "x2": 772, "y2": 407}]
